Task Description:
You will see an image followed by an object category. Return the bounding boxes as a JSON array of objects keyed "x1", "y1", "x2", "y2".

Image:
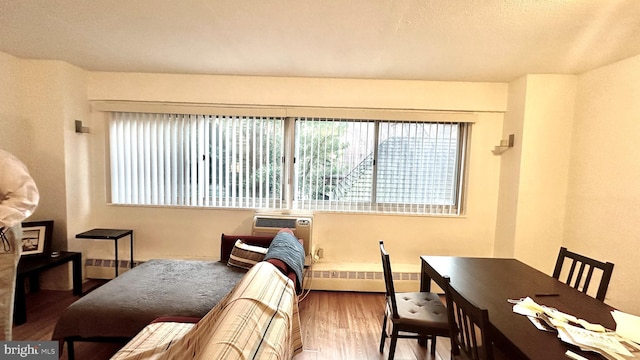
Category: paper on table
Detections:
[
  {"x1": 512, "y1": 298, "x2": 639, "y2": 359},
  {"x1": 553, "y1": 321, "x2": 633, "y2": 358},
  {"x1": 513, "y1": 297, "x2": 546, "y2": 317},
  {"x1": 612, "y1": 310, "x2": 640, "y2": 344},
  {"x1": 512, "y1": 297, "x2": 606, "y2": 332}
]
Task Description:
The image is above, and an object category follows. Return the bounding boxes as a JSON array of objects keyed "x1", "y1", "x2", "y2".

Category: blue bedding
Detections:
[{"x1": 263, "y1": 231, "x2": 305, "y2": 293}]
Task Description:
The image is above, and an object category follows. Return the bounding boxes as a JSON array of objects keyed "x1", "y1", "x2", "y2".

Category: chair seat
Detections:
[
  {"x1": 379, "y1": 240, "x2": 449, "y2": 360},
  {"x1": 392, "y1": 292, "x2": 449, "y2": 332}
]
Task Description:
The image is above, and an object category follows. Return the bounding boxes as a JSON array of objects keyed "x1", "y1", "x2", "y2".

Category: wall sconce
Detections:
[
  {"x1": 75, "y1": 120, "x2": 90, "y2": 134},
  {"x1": 492, "y1": 134, "x2": 514, "y2": 155}
]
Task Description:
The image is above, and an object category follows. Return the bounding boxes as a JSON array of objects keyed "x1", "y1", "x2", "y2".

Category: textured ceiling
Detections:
[{"x1": 1, "y1": 0, "x2": 640, "y2": 82}]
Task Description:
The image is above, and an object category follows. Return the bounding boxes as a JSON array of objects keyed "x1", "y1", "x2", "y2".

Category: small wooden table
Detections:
[
  {"x1": 15, "y1": 251, "x2": 82, "y2": 325},
  {"x1": 76, "y1": 228, "x2": 134, "y2": 277},
  {"x1": 421, "y1": 256, "x2": 616, "y2": 360}
]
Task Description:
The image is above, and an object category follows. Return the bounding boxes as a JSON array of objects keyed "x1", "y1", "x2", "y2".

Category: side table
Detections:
[
  {"x1": 76, "y1": 228, "x2": 134, "y2": 277},
  {"x1": 15, "y1": 251, "x2": 82, "y2": 325}
]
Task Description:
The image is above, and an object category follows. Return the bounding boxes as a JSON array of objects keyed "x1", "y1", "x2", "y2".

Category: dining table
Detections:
[{"x1": 420, "y1": 256, "x2": 618, "y2": 360}]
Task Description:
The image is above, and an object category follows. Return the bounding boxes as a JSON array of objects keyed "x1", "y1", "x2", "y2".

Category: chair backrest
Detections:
[
  {"x1": 444, "y1": 276, "x2": 494, "y2": 360},
  {"x1": 552, "y1": 247, "x2": 614, "y2": 301},
  {"x1": 379, "y1": 240, "x2": 399, "y2": 318}
]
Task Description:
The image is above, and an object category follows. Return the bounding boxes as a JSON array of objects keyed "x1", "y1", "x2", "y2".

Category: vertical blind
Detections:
[
  {"x1": 109, "y1": 112, "x2": 284, "y2": 208},
  {"x1": 293, "y1": 118, "x2": 466, "y2": 215},
  {"x1": 294, "y1": 118, "x2": 375, "y2": 212},
  {"x1": 109, "y1": 112, "x2": 467, "y2": 215}
]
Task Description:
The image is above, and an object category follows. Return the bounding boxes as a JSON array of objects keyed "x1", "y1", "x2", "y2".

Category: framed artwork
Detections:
[{"x1": 21, "y1": 220, "x2": 53, "y2": 257}]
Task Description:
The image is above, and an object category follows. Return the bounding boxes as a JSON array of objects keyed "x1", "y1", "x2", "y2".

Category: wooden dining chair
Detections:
[
  {"x1": 552, "y1": 247, "x2": 614, "y2": 301},
  {"x1": 444, "y1": 276, "x2": 505, "y2": 360},
  {"x1": 378, "y1": 240, "x2": 449, "y2": 360}
]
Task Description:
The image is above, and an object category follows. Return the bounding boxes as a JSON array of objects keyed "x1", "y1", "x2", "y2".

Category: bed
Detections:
[{"x1": 52, "y1": 234, "x2": 275, "y2": 358}]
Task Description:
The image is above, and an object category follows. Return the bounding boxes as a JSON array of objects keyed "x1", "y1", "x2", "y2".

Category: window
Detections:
[
  {"x1": 109, "y1": 112, "x2": 285, "y2": 208},
  {"x1": 293, "y1": 118, "x2": 467, "y2": 214},
  {"x1": 108, "y1": 112, "x2": 468, "y2": 215}
]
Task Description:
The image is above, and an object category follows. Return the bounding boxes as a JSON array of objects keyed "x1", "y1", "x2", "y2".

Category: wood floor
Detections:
[
  {"x1": 12, "y1": 280, "x2": 124, "y2": 360},
  {"x1": 13, "y1": 283, "x2": 450, "y2": 360},
  {"x1": 297, "y1": 291, "x2": 450, "y2": 360}
]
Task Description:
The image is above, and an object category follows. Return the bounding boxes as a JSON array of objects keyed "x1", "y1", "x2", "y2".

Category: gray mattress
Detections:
[{"x1": 52, "y1": 259, "x2": 246, "y2": 341}]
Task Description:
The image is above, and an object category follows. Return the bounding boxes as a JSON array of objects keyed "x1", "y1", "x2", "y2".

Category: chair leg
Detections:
[
  {"x1": 388, "y1": 329, "x2": 398, "y2": 360},
  {"x1": 379, "y1": 313, "x2": 388, "y2": 353},
  {"x1": 67, "y1": 340, "x2": 75, "y2": 360},
  {"x1": 451, "y1": 338, "x2": 460, "y2": 356},
  {"x1": 430, "y1": 336, "x2": 437, "y2": 355},
  {"x1": 417, "y1": 335, "x2": 427, "y2": 347}
]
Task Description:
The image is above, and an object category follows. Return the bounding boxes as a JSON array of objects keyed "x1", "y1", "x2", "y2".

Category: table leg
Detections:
[
  {"x1": 420, "y1": 259, "x2": 432, "y2": 292},
  {"x1": 72, "y1": 254, "x2": 82, "y2": 296},
  {"x1": 67, "y1": 340, "x2": 75, "y2": 360},
  {"x1": 28, "y1": 274, "x2": 40, "y2": 292},
  {"x1": 114, "y1": 239, "x2": 119, "y2": 277},
  {"x1": 13, "y1": 274, "x2": 27, "y2": 325},
  {"x1": 130, "y1": 233, "x2": 134, "y2": 268}
]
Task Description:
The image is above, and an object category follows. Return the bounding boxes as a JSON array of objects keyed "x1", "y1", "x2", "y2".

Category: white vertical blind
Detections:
[
  {"x1": 293, "y1": 118, "x2": 465, "y2": 215},
  {"x1": 376, "y1": 121, "x2": 462, "y2": 214},
  {"x1": 109, "y1": 112, "x2": 466, "y2": 215},
  {"x1": 109, "y1": 112, "x2": 284, "y2": 208}
]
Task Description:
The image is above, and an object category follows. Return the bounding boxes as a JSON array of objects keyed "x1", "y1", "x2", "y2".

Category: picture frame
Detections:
[{"x1": 20, "y1": 220, "x2": 53, "y2": 258}]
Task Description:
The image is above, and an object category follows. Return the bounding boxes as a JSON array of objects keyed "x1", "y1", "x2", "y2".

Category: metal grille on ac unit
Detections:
[{"x1": 252, "y1": 214, "x2": 313, "y2": 265}]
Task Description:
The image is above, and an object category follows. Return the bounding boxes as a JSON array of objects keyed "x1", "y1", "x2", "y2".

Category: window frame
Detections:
[
  {"x1": 290, "y1": 117, "x2": 469, "y2": 215},
  {"x1": 106, "y1": 110, "x2": 470, "y2": 216}
]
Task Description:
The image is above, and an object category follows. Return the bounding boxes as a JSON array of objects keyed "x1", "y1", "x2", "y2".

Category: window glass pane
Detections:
[
  {"x1": 294, "y1": 119, "x2": 376, "y2": 211},
  {"x1": 109, "y1": 113, "x2": 284, "y2": 209},
  {"x1": 294, "y1": 118, "x2": 465, "y2": 214},
  {"x1": 376, "y1": 122, "x2": 460, "y2": 206},
  {"x1": 209, "y1": 116, "x2": 284, "y2": 208}
]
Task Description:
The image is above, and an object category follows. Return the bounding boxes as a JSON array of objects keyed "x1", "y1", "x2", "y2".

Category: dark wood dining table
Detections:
[{"x1": 420, "y1": 256, "x2": 617, "y2": 360}]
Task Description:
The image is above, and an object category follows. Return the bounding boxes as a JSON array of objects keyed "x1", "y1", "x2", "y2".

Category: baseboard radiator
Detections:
[
  {"x1": 84, "y1": 258, "x2": 144, "y2": 279},
  {"x1": 309, "y1": 270, "x2": 418, "y2": 281},
  {"x1": 84, "y1": 257, "x2": 423, "y2": 292},
  {"x1": 305, "y1": 268, "x2": 422, "y2": 292}
]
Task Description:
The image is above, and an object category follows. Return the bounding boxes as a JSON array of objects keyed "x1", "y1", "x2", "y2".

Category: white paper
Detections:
[
  {"x1": 528, "y1": 316, "x2": 554, "y2": 332},
  {"x1": 612, "y1": 310, "x2": 640, "y2": 344},
  {"x1": 511, "y1": 297, "x2": 633, "y2": 359},
  {"x1": 512, "y1": 297, "x2": 546, "y2": 318},
  {"x1": 557, "y1": 323, "x2": 632, "y2": 357},
  {"x1": 512, "y1": 297, "x2": 606, "y2": 332}
]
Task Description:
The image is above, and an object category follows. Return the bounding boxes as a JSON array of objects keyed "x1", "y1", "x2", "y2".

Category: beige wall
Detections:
[
  {"x1": 18, "y1": 60, "x2": 89, "y2": 249},
  {"x1": 496, "y1": 74, "x2": 576, "y2": 270},
  {"x1": 87, "y1": 72, "x2": 506, "y2": 112},
  {"x1": 513, "y1": 75, "x2": 576, "y2": 271},
  {"x1": 0, "y1": 54, "x2": 90, "y2": 289},
  {"x1": 0, "y1": 53, "x2": 84, "y2": 247},
  {"x1": 494, "y1": 76, "x2": 527, "y2": 258},
  {"x1": 0, "y1": 52, "x2": 27, "y2": 155},
  {"x1": 80, "y1": 73, "x2": 507, "y2": 275},
  {"x1": 565, "y1": 54, "x2": 640, "y2": 313}
]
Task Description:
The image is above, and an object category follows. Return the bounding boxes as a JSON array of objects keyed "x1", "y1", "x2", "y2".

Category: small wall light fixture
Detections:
[
  {"x1": 492, "y1": 134, "x2": 514, "y2": 155},
  {"x1": 75, "y1": 120, "x2": 90, "y2": 134}
]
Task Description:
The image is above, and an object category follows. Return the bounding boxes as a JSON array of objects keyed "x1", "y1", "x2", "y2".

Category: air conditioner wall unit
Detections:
[{"x1": 252, "y1": 214, "x2": 313, "y2": 263}]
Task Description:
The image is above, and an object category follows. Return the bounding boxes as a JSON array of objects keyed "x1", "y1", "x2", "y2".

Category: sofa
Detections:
[
  {"x1": 109, "y1": 230, "x2": 305, "y2": 360},
  {"x1": 110, "y1": 260, "x2": 302, "y2": 360}
]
